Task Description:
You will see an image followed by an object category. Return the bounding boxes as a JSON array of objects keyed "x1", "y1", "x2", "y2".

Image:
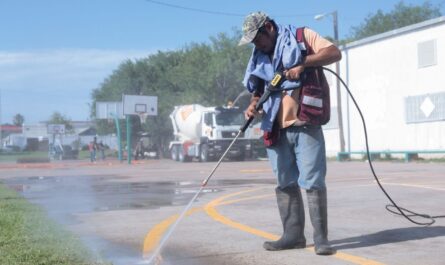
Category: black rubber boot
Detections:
[
  {"x1": 307, "y1": 189, "x2": 336, "y2": 255},
  {"x1": 263, "y1": 185, "x2": 306, "y2": 251}
]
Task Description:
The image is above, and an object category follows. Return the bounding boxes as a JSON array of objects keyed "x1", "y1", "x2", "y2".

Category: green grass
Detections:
[
  {"x1": 0, "y1": 151, "x2": 49, "y2": 163},
  {"x1": 78, "y1": 150, "x2": 94, "y2": 160},
  {"x1": 0, "y1": 183, "x2": 111, "y2": 265}
]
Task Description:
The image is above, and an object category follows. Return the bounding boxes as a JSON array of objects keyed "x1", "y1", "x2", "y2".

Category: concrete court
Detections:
[{"x1": 0, "y1": 158, "x2": 444, "y2": 265}]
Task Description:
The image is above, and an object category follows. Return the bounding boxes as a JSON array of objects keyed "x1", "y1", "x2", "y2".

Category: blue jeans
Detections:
[{"x1": 266, "y1": 125, "x2": 327, "y2": 190}]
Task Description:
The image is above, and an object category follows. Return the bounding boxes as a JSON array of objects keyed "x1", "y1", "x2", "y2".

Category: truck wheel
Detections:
[
  {"x1": 178, "y1": 147, "x2": 191, "y2": 162},
  {"x1": 171, "y1": 145, "x2": 179, "y2": 161},
  {"x1": 199, "y1": 144, "x2": 209, "y2": 162}
]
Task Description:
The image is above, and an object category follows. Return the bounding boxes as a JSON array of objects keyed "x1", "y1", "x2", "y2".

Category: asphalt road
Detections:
[{"x1": 1, "y1": 158, "x2": 444, "y2": 265}]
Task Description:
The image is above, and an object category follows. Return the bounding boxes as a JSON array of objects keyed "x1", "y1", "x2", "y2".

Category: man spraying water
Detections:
[{"x1": 240, "y1": 11, "x2": 342, "y2": 255}]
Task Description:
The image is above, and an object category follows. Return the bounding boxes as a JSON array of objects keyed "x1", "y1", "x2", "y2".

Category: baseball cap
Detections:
[{"x1": 238, "y1": 11, "x2": 270, "y2": 46}]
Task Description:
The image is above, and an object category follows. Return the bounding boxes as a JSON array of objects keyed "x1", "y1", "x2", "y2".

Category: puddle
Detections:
[
  {"x1": 4, "y1": 176, "x2": 274, "y2": 214},
  {"x1": 5, "y1": 176, "x2": 223, "y2": 213}
]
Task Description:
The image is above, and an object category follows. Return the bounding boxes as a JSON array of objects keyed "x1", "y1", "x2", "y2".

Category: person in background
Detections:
[
  {"x1": 98, "y1": 141, "x2": 106, "y2": 160},
  {"x1": 88, "y1": 141, "x2": 95, "y2": 163},
  {"x1": 134, "y1": 139, "x2": 145, "y2": 160},
  {"x1": 93, "y1": 136, "x2": 99, "y2": 161}
]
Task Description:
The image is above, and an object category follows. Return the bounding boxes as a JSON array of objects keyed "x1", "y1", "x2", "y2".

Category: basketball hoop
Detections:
[{"x1": 137, "y1": 112, "x2": 149, "y2": 125}]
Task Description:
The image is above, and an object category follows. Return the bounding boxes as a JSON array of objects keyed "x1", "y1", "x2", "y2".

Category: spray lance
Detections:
[
  {"x1": 145, "y1": 71, "x2": 286, "y2": 264},
  {"x1": 203, "y1": 71, "x2": 286, "y2": 186}
]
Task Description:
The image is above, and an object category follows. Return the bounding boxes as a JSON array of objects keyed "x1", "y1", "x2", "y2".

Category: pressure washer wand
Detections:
[
  {"x1": 201, "y1": 85, "x2": 275, "y2": 186},
  {"x1": 201, "y1": 71, "x2": 286, "y2": 186},
  {"x1": 146, "y1": 72, "x2": 284, "y2": 264}
]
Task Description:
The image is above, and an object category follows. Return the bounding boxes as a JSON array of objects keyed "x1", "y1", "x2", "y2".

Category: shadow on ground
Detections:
[{"x1": 331, "y1": 226, "x2": 445, "y2": 250}]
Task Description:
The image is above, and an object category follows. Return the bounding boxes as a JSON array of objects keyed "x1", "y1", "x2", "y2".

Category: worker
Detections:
[{"x1": 240, "y1": 11, "x2": 341, "y2": 255}]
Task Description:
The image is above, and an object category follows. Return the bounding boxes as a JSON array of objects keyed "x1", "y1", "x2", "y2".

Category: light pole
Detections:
[{"x1": 314, "y1": 10, "x2": 346, "y2": 152}]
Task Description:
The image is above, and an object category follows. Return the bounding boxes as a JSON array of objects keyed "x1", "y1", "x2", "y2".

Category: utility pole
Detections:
[
  {"x1": 315, "y1": 10, "x2": 346, "y2": 152},
  {"x1": 333, "y1": 11, "x2": 346, "y2": 152}
]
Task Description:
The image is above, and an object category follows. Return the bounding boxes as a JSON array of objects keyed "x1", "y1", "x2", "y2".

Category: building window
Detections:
[
  {"x1": 405, "y1": 92, "x2": 445, "y2": 123},
  {"x1": 417, "y1": 39, "x2": 437, "y2": 68}
]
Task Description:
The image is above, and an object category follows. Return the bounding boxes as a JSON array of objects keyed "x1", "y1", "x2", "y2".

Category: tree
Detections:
[
  {"x1": 348, "y1": 1, "x2": 442, "y2": 41},
  {"x1": 13, "y1": 114, "x2": 25, "y2": 126},
  {"x1": 208, "y1": 29, "x2": 251, "y2": 106},
  {"x1": 90, "y1": 29, "x2": 252, "y2": 154},
  {"x1": 47, "y1": 112, "x2": 75, "y2": 134}
]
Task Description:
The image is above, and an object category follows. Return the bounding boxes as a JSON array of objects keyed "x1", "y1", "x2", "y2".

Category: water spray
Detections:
[{"x1": 145, "y1": 72, "x2": 285, "y2": 264}]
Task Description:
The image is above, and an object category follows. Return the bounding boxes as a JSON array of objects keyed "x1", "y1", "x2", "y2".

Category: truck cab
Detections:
[
  {"x1": 199, "y1": 106, "x2": 250, "y2": 161},
  {"x1": 169, "y1": 104, "x2": 262, "y2": 162}
]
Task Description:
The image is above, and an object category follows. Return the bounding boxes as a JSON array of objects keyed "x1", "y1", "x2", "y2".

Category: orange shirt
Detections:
[{"x1": 277, "y1": 28, "x2": 333, "y2": 128}]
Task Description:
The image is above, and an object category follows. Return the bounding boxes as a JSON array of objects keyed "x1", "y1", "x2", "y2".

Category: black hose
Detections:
[{"x1": 322, "y1": 66, "x2": 445, "y2": 226}]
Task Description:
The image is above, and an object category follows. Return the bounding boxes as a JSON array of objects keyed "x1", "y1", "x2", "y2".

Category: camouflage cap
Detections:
[{"x1": 238, "y1": 11, "x2": 269, "y2": 46}]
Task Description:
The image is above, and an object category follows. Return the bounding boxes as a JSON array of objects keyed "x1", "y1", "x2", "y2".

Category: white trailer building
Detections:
[{"x1": 322, "y1": 16, "x2": 445, "y2": 160}]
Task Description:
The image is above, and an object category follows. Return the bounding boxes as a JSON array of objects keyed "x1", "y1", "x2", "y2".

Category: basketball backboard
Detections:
[
  {"x1": 96, "y1": 101, "x2": 124, "y2": 119},
  {"x1": 47, "y1": 124, "x2": 65, "y2": 134},
  {"x1": 122, "y1": 95, "x2": 157, "y2": 116}
]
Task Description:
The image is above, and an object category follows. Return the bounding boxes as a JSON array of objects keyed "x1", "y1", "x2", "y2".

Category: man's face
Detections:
[{"x1": 252, "y1": 22, "x2": 276, "y2": 54}]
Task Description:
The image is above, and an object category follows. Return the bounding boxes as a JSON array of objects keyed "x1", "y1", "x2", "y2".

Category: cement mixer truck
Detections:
[{"x1": 169, "y1": 104, "x2": 263, "y2": 162}]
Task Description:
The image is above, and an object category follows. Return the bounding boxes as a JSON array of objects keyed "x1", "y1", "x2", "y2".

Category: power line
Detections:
[
  {"x1": 145, "y1": 0, "x2": 315, "y2": 18},
  {"x1": 145, "y1": 0, "x2": 244, "y2": 17}
]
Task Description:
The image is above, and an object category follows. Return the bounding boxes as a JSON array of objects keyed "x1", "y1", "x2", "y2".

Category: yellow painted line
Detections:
[
  {"x1": 333, "y1": 252, "x2": 386, "y2": 265},
  {"x1": 204, "y1": 189, "x2": 386, "y2": 265},
  {"x1": 142, "y1": 188, "x2": 263, "y2": 257},
  {"x1": 217, "y1": 194, "x2": 273, "y2": 207},
  {"x1": 204, "y1": 190, "x2": 280, "y2": 240},
  {"x1": 142, "y1": 207, "x2": 201, "y2": 258},
  {"x1": 143, "y1": 188, "x2": 385, "y2": 265}
]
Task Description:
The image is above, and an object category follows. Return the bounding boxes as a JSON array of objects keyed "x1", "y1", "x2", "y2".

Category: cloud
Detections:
[
  {"x1": 0, "y1": 49, "x2": 150, "y2": 87},
  {"x1": 0, "y1": 49, "x2": 151, "y2": 123}
]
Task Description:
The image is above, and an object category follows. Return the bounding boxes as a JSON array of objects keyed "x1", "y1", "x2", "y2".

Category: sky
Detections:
[{"x1": 1, "y1": 0, "x2": 444, "y2": 124}]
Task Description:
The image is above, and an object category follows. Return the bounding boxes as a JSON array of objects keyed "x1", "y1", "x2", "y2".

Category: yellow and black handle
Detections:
[{"x1": 240, "y1": 72, "x2": 285, "y2": 132}]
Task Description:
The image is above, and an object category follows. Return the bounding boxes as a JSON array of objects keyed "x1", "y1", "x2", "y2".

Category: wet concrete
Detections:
[
  {"x1": 5, "y1": 176, "x2": 275, "y2": 213},
  {"x1": 5, "y1": 176, "x2": 223, "y2": 212},
  {"x1": 3, "y1": 174, "x2": 274, "y2": 265}
]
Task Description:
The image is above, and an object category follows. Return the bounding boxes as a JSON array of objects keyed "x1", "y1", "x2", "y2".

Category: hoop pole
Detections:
[
  {"x1": 126, "y1": 115, "x2": 132, "y2": 165},
  {"x1": 112, "y1": 114, "x2": 123, "y2": 162}
]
